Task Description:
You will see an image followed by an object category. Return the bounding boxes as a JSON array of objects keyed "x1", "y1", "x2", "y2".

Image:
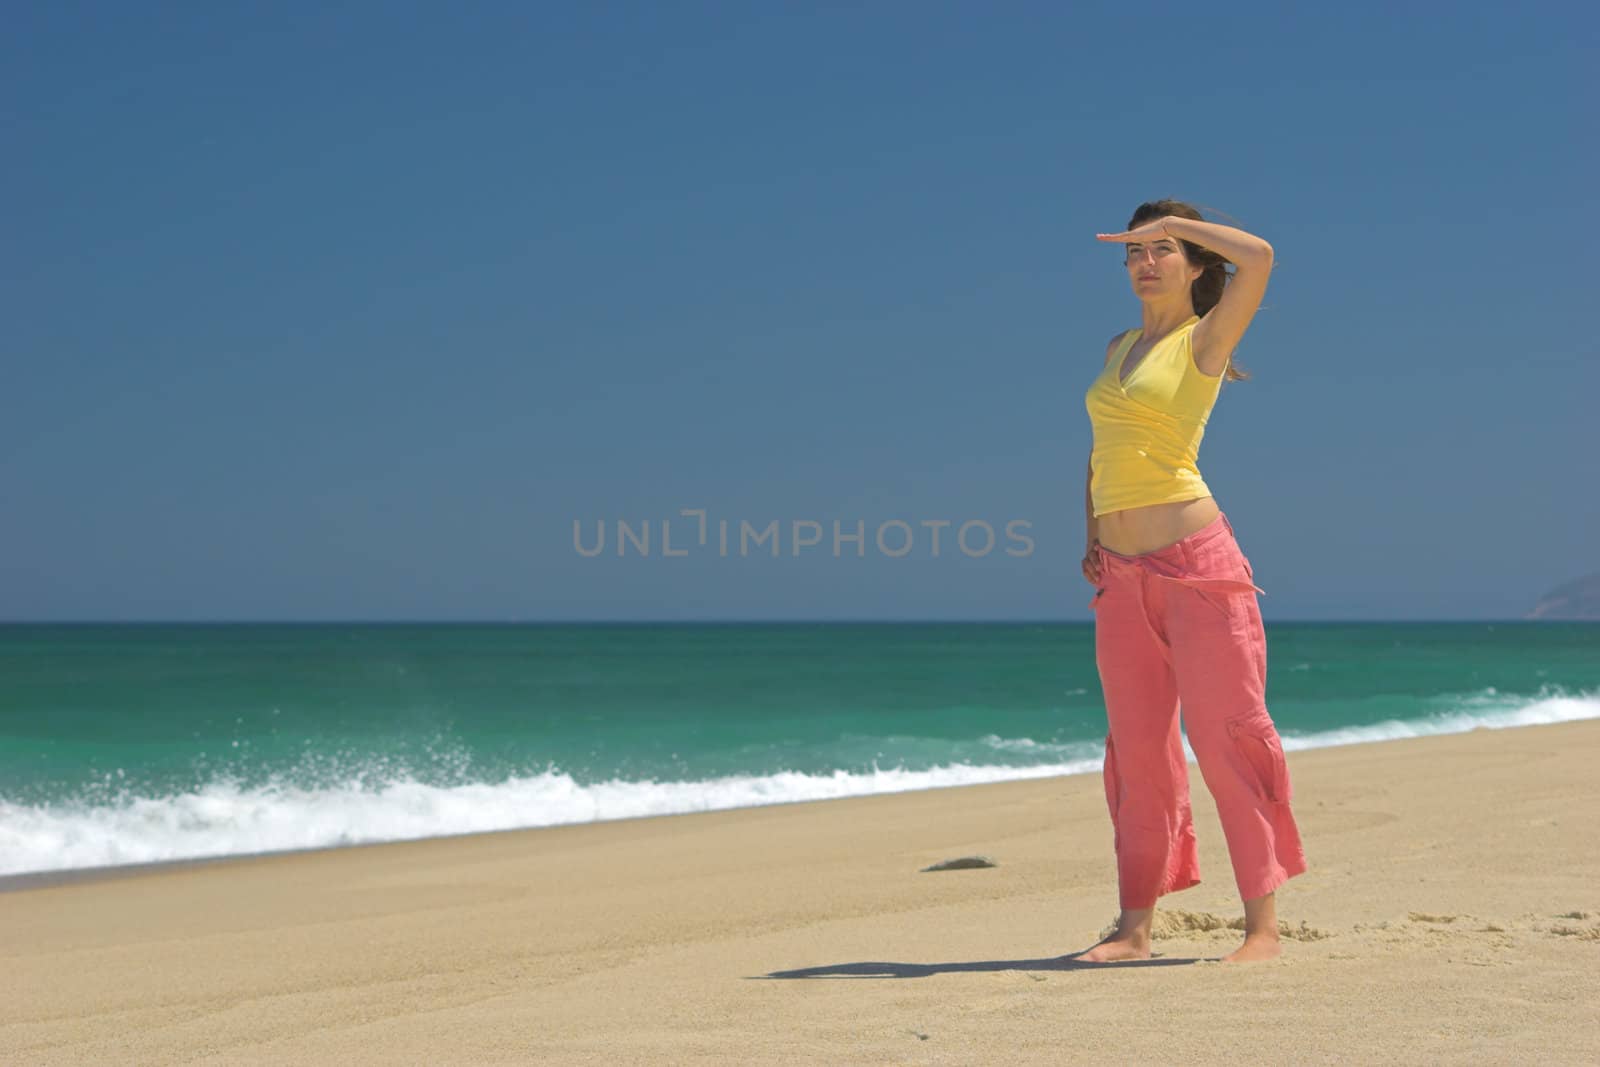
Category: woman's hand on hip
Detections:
[{"x1": 1082, "y1": 540, "x2": 1103, "y2": 585}]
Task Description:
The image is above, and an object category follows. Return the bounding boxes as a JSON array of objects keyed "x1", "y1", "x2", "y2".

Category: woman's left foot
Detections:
[{"x1": 1220, "y1": 934, "x2": 1280, "y2": 963}]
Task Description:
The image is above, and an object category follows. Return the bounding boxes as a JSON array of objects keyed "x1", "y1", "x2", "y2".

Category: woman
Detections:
[{"x1": 1073, "y1": 200, "x2": 1306, "y2": 964}]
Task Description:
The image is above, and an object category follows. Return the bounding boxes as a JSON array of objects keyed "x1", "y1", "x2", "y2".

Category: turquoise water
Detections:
[{"x1": 1, "y1": 622, "x2": 1595, "y2": 876}]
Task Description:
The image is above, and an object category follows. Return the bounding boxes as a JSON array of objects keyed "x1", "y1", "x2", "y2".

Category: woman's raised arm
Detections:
[{"x1": 1163, "y1": 216, "x2": 1272, "y2": 374}]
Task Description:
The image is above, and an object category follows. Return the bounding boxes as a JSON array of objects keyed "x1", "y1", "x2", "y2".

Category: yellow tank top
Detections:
[{"x1": 1084, "y1": 315, "x2": 1225, "y2": 517}]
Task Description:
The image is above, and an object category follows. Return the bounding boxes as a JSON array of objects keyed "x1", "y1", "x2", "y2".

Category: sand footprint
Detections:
[
  {"x1": 1548, "y1": 910, "x2": 1600, "y2": 941},
  {"x1": 1377, "y1": 912, "x2": 1523, "y2": 965},
  {"x1": 1398, "y1": 910, "x2": 1600, "y2": 943},
  {"x1": 1404, "y1": 912, "x2": 1512, "y2": 938}
]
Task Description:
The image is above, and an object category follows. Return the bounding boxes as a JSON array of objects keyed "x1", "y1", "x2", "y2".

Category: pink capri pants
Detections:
[{"x1": 1090, "y1": 512, "x2": 1306, "y2": 910}]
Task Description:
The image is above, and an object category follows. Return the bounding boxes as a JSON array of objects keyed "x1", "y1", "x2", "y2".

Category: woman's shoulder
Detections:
[{"x1": 1103, "y1": 329, "x2": 1136, "y2": 367}]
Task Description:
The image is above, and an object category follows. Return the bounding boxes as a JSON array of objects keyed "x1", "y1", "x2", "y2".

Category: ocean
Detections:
[{"x1": 2, "y1": 622, "x2": 1596, "y2": 878}]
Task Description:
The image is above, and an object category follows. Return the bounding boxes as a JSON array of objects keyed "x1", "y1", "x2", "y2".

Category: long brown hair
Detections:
[{"x1": 1128, "y1": 199, "x2": 1250, "y2": 383}]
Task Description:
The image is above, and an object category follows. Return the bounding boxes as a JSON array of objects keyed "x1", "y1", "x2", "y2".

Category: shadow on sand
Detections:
[{"x1": 755, "y1": 950, "x2": 1210, "y2": 980}]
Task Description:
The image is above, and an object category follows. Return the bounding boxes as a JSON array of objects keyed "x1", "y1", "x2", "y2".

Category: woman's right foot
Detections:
[{"x1": 1072, "y1": 933, "x2": 1151, "y2": 962}]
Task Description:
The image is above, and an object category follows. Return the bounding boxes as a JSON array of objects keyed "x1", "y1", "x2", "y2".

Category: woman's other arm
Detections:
[
  {"x1": 1084, "y1": 459, "x2": 1101, "y2": 584},
  {"x1": 1083, "y1": 332, "x2": 1122, "y2": 585}
]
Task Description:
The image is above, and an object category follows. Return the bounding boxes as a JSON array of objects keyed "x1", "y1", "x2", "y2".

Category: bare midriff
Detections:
[{"x1": 1095, "y1": 496, "x2": 1221, "y2": 557}]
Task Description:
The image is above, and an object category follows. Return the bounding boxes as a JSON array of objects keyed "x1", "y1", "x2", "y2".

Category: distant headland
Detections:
[{"x1": 1526, "y1": 573, "x2": 1600, "y2": 620}]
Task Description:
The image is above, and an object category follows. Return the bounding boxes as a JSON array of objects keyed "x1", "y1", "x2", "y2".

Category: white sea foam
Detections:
[
  {"x1": 0, "y1": 758, "x2": 1102, "y2": 878},
  {"x1": 2, "y1": 687, "x2": 1596, "y2": 878},
  {"x1": 1276, "y1": 685, "x2": 1600, "y2": 751},
  {"x1": 977, "y1": 735, "x2": 1101, "y2": 756}
]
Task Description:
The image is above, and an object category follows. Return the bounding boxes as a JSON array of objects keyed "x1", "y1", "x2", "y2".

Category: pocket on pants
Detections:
[
  {"x1": 1195, "y1": 588, "x2": 1242, "y2": 620},
  {"x1": 1225, "y1": 709, "x2": 1290, "y2": 804},
  {"x1": 1191, "y1": 536, "x2": 1262, "y2": 607}
]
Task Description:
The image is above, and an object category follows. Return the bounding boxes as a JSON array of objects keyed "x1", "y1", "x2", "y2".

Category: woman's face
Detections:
[{"x1": 1124, "y1": 231, "x2": 1202, "y2": 301}]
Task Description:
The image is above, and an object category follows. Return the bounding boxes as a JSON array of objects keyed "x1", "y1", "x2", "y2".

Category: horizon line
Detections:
[{"x1": 0, "y1": 617, "x2": 1579, "y2": 626}]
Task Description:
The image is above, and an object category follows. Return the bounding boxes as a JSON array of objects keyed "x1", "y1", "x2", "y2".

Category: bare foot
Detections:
[
  {"x1": 1220, "y1": 934, "x2": 1281, "y2": 963},
  {"x1": 1073, "y1": 935, "x2": 1151, "y2": 963}
]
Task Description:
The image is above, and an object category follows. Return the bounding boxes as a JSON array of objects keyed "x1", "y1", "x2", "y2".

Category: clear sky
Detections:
[{"x1": 4, "y1": 3, "x2": 1594, "y2": 622}]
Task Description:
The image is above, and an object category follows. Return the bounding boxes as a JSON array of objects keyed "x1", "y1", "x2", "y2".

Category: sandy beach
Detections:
[{"x1": 3, "y1": 719, "x2": 1598, "y2": 1065}]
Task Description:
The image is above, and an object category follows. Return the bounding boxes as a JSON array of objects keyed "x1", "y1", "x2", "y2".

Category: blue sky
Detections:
[{"x1": 4, "y1": 3, "x2": 1594, "y2": 621}]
